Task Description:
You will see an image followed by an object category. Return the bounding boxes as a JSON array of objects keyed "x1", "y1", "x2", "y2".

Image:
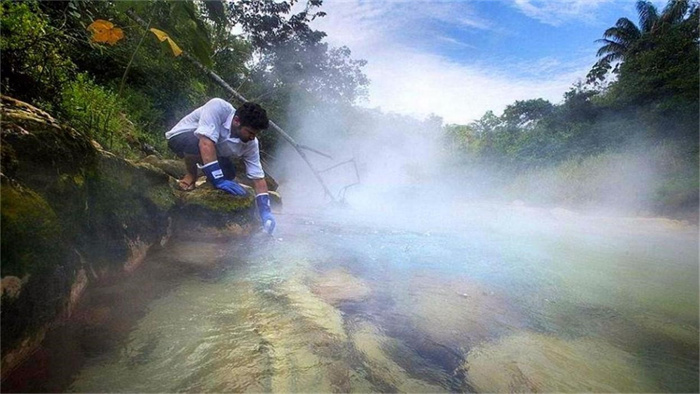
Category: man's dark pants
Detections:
[{"x1": 167, "y1": 131, "x2": 237, "y2": 180}]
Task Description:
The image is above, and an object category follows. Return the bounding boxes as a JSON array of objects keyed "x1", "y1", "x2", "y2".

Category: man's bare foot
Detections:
[{"x1": 176, "y1": 176, "x2": 196, "y2": 191}]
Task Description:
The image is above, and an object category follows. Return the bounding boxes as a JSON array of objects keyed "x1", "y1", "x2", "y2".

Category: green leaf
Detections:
[{"x1": 113, "y1": 1, "x2": 149, "y2": 15}]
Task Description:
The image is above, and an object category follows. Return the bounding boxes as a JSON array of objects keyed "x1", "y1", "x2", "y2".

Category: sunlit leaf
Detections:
[
  {"x1": 87, "y1": 19, "x2": 124, "y2": 45},
  {"x1": 149, "y1": 28, "x2": 183, "y2": 57}
]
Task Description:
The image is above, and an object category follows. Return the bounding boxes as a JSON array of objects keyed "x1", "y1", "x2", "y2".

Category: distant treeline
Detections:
[{"x1": 443, "y1": 0, "x2": 699, "y2": 170}]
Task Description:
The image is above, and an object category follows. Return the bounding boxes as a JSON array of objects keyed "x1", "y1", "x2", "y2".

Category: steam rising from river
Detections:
[
  {"x1": 269, "y1": 102, "x2": 691, "y2": 233},
  {"x1": 271, "y1": 104, "x2": 462, "y2": 231}
]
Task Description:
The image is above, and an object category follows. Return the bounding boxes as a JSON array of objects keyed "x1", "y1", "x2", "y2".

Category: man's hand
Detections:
[
  {"x1": 256, "y1": 193, "x2": 276, "y2": 234},
  {"x1": 200, "y1": 160, "x2": 247, "y2": 196}
]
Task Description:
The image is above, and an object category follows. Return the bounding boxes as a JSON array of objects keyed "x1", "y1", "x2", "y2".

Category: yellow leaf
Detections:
[
  {"x1": 87, "y1": 19, "x2": 124, "y2": 45},
  {"x1": 149, "y1": 28, "x2": 183, "y2": 57}
]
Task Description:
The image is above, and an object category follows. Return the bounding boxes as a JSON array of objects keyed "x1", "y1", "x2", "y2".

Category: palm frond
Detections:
[
  {"x1": 660, "y1": 0, "x2": 690, "y2": 25},
  {"x1": 682, "y1": 2, "x2": 700, "y2": 27},
  {"x1": 601, "y1": 19, "x2": 640, "y2": 47},
  {"x1": 595, "y1": 16, "x2": 642, "y2": 62},
  {"x1": 637, "y1": 0, "x2": 660, "y2": 32},
  {"x1": 614, "y1": 17, "x2": 642, "y2": 39},
  {"x1": 595, "y1": 40, "x2": 628, "y2": 58},
  {"x1": 599, "y1": 52, "x2": 624, "y2": 65},
  {"x1": 601, "y1": 27, "x2": 623, "y2": 41}
]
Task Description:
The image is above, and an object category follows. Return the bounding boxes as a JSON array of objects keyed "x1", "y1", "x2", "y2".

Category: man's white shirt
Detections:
[{"x1": 165, "y1": 98, "x2": 265, "y2": 179}]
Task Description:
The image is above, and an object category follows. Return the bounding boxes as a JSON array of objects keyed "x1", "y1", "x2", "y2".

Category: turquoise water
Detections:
[{"x1": 18, "y1": 203, "x2": 699, "y2": 392}]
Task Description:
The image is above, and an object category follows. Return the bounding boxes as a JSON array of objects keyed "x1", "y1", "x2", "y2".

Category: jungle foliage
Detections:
[
  {"x1": 442, "y1": 0, "x2": 698, "y2": 215},
  {"x1": 443, "y1": 0, "x2": 698, "y2": 169},
  {"x1": 0, "y1": 0, "x2": 369, "y2": 158}
]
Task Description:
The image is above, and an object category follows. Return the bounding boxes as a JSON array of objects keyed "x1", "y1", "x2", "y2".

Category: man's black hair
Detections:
[{"x1": 235, "y1": 102, "x2": 269, "y2": 130}]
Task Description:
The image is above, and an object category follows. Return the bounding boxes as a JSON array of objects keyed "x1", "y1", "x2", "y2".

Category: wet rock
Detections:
[
  {"x1": 280, "y1": 275, "x2": 348, "y2": 341},
  {"x1": 170, "y1": 182, "x2": 258, "y2": 241},
  {"x1": 159, "y1": 241, "x2": 228, "y2": 270},
  {"x1": 1, "y1": 177, "x2": 63, "y2": 278},
  {"x1": 0, "y1": 276, "x2": 25, "y2": 299},
  {"x1": 462, "y1": 332, "x2": 658, "y2": 392},
  {"x1": 142, "y1": 155, "x2": 187, "y2": 179},
  {"x1": 393, "y1": 274, "x2": 524, "y2": 349},
  {"x1": 66, "y1": 269, "x2": 88, "y2": 318},
  {"x1": 79, "y1": 306, "x2": 112, "y2": 327},
  {"x1": 349, "y1": 320, "x2": 446, "y2": 393},
  {"x1": 310, "y1": 268, "x2": 372, "y2": 306}
]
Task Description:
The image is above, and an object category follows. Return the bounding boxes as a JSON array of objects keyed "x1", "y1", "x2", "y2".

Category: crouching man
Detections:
[{"x1": 165, "y1": 98, "x2": 276, "y2": 234}]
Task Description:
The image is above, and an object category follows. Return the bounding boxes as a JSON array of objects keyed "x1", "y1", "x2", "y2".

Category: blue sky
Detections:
[{"x1": 310, "y1": 0, "x2": 666, "y2": 124}]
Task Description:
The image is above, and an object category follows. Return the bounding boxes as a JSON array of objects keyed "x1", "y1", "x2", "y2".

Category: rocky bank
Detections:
[{"x1": 0, "y1": 96, "x2": 280, "y2": 375}]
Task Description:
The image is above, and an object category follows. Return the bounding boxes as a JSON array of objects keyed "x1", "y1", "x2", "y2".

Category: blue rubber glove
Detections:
[
  {"x1": 200, "y1": 160, "x2": 247, "y2": 196},
  {"x1": 256, "y1": 193, "x2": 276, "y2": 234}
]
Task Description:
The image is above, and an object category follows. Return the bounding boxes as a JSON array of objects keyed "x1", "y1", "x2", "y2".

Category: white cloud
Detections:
[
  {"x1": 314, "y1": 0, "x2": 496, "y2": 49},
  {"x1": 361, "y1": 47, "x2": 588, "y2": 124},
  {"x1": 436, "y1": 35, "x2": 477, "y2": 49},
  {"x1": 510, "y1": 0, "x2": 614, "y2": 26},
  {"x1": 312, "y1": 1, "x2": 593, "y2": 124}
]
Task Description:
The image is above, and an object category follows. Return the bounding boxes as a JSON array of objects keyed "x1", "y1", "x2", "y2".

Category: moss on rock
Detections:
[
  {"x1": 172, "y1": 184, "x2": 256, "y2": 239},
  {"x1": 146, "y1": 184, "x2": 178, "y2": 211},
  {"x1": 0, "y1": 178, "x2": 62, "y2": 277},
  {"x1": 0, "y1": 97, "x2": 170, "y2": 369},
  {"x1": 0, "y1": 177, "x2": 79, "y2": 358},
  {"x1": 142, "y1": 155, "x2": 187, "y2": 179},
  {"x1": 179, "y1": 185, "x2": 253, "y2": 212}
]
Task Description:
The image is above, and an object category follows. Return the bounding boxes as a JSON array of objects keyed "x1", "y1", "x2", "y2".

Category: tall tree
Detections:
[
  {"x1": 589, "y1": 0, "x2": 696, "y2": 82},
  {"x1": 226, "y1": 0, "x2": 368, "y2": 111}
]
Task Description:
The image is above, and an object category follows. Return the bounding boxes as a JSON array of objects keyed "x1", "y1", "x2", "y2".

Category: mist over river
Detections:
[{"x1": 8, "y1": 195, "x2": 698, "y2": 393}]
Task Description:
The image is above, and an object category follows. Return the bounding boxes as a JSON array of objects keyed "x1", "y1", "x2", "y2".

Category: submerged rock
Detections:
[
  {"x1": 68, "y1": 270, "x2": 354, "y2": 393},
  {"x1": 309, "y1": 268, "x2": 372, "y2": 306},
  {"x1": 158, "y1": 241, "x2": 228, "y2": 270},
  {"x1": 279, "y1": 274, "x2": 348, "y2": 341},
  {"x1": 349, "y1": 320, "x2": 446, "y2": 393},
  {"x1": 393, "y1": 274, "x2": 524, "y2": 349},
  {"x1": 462, "y1": 332, "x2": 658, "y2": 392}
]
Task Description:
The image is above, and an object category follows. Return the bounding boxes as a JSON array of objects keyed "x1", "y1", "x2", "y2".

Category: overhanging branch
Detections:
[{"x1": 125, "y1": 8, "x2": 337, "y2": 202}]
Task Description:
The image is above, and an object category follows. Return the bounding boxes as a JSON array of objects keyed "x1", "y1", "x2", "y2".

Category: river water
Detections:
[{"x1": 9, "y1": 200, "x2": 700, "y2": 392}]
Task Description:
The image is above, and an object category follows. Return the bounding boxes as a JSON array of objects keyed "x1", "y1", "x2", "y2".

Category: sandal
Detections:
[{"x1": 176, "y1": 179, "x2": 195, "y2": 191}]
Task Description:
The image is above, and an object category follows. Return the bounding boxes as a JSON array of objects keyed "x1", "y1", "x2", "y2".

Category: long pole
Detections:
[{"x1": 125, "y1": 9, "x2": 336, "y2": 202}]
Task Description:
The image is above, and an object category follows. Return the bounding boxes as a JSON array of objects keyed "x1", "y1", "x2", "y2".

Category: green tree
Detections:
[
  {"x1": 227, "y1": 0, "x2": 368, "y2": 108},
  {"x1": 589, "y1": 0, "x2": 696, "y2": 82},
  {"x1": 0, "y1": 0, "x2": 76, "y2": 105},
  {"x1": 611, "y1": 14, "x2": 699, "y2": 140},
  {"x1": 501, "y1": 99, "x2": 555, "y2": 131}
]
